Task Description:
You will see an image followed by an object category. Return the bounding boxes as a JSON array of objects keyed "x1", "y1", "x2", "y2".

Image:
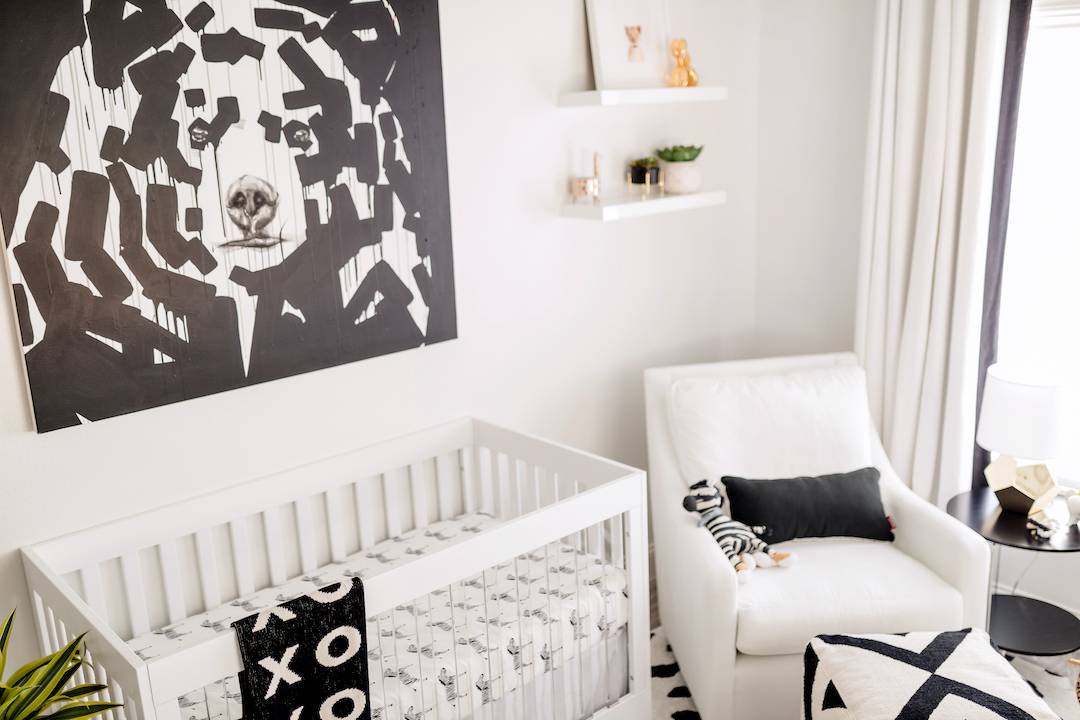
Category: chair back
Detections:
[{"x1": 643, "y1": 354, "x2": 872, "y2": 511}]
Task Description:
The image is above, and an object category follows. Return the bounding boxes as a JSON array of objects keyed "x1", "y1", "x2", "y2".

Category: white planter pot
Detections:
[{"x1": 663, "y1": 160, "x2": 702, "y2": 195}]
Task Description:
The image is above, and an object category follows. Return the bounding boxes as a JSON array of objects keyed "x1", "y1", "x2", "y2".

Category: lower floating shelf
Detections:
[{"x1": 561, "y1": 190, "x2": 727, "y2": 222}]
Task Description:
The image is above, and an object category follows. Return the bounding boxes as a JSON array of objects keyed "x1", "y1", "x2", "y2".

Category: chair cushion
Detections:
[
  {"x1": 668, "y1": 365, "x2": 875, "y2": 485},
  {"x1": 735, "y1": 539, "x2": 963, "y2": 656}
]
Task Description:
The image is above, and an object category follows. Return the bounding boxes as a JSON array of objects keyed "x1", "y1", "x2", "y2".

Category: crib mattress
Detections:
[{"x1": 128, "y1": 512, "x2": 629, "y2": 720}]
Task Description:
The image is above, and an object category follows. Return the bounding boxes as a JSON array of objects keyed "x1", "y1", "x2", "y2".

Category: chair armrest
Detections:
[
  {"x1": 652, "y1": 489, "x2": 738, "y2": 720},
  {"x1": 884, "y1": 476, "x2": 990, "y2": 628}
]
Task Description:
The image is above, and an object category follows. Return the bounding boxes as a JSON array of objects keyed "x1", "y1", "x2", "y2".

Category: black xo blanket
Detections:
[{"x1": 233, "y1": 578, "x2": 370, "y2": 720}]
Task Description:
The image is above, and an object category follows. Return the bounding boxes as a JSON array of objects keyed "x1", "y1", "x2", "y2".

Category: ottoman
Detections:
[{"x1": 803, "y1": 628, "x2": 1059, "y2": 719}]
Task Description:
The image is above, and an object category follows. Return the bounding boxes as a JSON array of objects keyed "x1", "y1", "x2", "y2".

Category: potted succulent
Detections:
[
  {"x1": 657, "y1": 145, "x2": 704, "y2": 194},
  {"x1": 628, "y1": 156, "x2": 661, "y2": 186},
  {"x1": 0, "y1": 610, "x2": 122, "y2": 720}
]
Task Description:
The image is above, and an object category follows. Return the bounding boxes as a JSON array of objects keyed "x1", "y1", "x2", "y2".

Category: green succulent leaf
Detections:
[{"x1": 656, "y1": 144, "x2": 704, "y2": 162}]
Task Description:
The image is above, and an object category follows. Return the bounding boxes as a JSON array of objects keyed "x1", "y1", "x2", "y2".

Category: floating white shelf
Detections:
[
  {"x1": 558, "y1": 86, "x2": 728, "y2": 107},
  {"x1": 561, "y1": 190, "x2": 727, "y2": 222}
]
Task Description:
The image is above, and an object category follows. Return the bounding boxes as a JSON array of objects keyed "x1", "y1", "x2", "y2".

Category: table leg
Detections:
[{"x1": 986, "y1": 542, "x2": 1001, "y2": 630}]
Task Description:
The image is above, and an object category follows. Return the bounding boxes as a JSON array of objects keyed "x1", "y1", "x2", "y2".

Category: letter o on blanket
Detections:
[
  {"x1": 317, "y1": 626, "x2": 363, "y2": 667},
  {"x1": 320, "y1": 689, "x2": 367, "y2": 720}
]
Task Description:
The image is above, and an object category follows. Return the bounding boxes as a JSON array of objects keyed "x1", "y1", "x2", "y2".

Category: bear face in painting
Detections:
[{"x1": 224, "y1": 174, "x2": 279, "y2": 246}]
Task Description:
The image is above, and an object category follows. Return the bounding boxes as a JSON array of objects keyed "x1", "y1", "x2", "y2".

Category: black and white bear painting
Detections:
[{"x1": 0, "y1": 0, "x2": 456, "y2": 432}]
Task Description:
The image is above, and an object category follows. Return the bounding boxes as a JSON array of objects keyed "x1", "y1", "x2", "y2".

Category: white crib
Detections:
[{"x1": 22, "y1": 419, "x2": 649, "y2": 720}]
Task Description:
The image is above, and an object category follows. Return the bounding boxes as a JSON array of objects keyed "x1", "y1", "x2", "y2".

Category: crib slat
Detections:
[
  {"x1": 496, "y1": 453, "x2": 512, "y2": 519},
  {"x1": 195, "y1": 529, "x2": 222, "y2": 610},
  {"x1": 120, "y1": 552, "x2": 150, "y2": 637},
  {"x1": 435, "y1": 453, "x2": 455, "y2": 520},
  {"x1": 156, "y1": 542, "x2": 186, "y2": 624},
  {"x1": 80, "y1": 564, "x2": 109, "y2": 622},
  {"x1": 478, "y1": 447, "x2": 494, "y2": 516},
  {"x1": 44, "y1": 605, "x2": 60, "y2": 656},
  {"x1": 263, "y1": 507, "x2": 287, "y2": 586},
  {"x1": 515, "y1": 459, "x2": 528, "y2": 514},
  {"x1": 325, "y1": 489, "x2": 347, "y2": 564},
  {"x1": 460, "y1": 446, "x2": 477, "y2": 513},
  {"x1": 229, "y1": 519, "x2": 255, "y2": 596},
  {"x1": 355, "y1": 479, "x2": 376, "y2": 550},
  {"x1": 31, "y1": 592, "x2": 50, "y2": 653},
  {"x1": 295, "y1": 497, "x2": 318, "y2": 574},
  {"x1": 409, "y1": 462, "x2": 430, "y2": 530},
  {"x1": 383, "y1": 472, "x2": 403, "y2": 537},
  {"x1": 109, "y1": 678, "x2": 126, "y2": 720}
]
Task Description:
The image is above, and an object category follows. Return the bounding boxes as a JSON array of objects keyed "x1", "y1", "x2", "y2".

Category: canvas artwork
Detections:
[
  {"x1": 585, "y1": 0, "x2": 669, "y2": 90},
  {"x1": 0, "y1": 0, "x2": 457, "y2": 433}
]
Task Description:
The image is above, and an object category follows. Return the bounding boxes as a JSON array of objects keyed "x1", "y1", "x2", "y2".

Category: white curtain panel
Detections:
[{"x1": 855, "y1": 0, "x2": 1011, "y2": 505}]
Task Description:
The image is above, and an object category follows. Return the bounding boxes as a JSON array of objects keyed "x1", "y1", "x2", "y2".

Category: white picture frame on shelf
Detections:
[{"x1": 585, "y1": 0, "x2": 670, "y2": 90}]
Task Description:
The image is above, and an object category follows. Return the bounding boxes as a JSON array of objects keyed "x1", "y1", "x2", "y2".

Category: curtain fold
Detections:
[
  {"x1": 856, "y1": 0, "x2": 1011, "y2": 505},
  {"x1": 972, "y1": 0, "x2": 1033, "y2": 490}
]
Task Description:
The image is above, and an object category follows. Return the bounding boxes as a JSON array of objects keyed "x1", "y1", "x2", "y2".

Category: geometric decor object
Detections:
[
  {"x1": 985, "y1": 456, "x2": 1058, "y2": 515},
  {"x1": 0, "y1": 1, "x2": 456, "y2": 432}
]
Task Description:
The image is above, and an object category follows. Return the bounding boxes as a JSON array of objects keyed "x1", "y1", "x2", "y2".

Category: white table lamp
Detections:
[{"x1": 977, "y1": 364, "x2": 1062, "y2": 514}]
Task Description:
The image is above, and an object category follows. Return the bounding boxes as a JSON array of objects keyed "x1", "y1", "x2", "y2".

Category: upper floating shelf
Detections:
[{"x1": 558, "y1": 86, "x2": 729, "y2": 107}]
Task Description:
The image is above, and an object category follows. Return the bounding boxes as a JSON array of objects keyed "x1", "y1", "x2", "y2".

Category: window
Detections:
[{"x1": 997, "y1": 0, "x2": 1080, "y2": 484}]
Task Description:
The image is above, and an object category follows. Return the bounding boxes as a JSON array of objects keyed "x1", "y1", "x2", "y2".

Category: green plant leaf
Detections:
[
  {"x1": 37, "y1": 702, "x2": 121, "y2": 720},
  {"x1": 52, "y1": 686, "x2": 106, "y2": 704},
  {"x1": 0, "y1": 687, "x2": 36, "y2": 720},
  {"x1": 8, "y1": 633, "x2": 85, "y2": 720},
  {"x1": 6, "y1": 654, "x2": 52, "y2": 688},
  {"x1": 0, "y1": 609, "x2": 15, "y2": 682}
]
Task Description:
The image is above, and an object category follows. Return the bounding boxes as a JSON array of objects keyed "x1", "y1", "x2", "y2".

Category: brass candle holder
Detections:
[{"x1": 570, "y1": 152, "x2": 602, "y2": 203}]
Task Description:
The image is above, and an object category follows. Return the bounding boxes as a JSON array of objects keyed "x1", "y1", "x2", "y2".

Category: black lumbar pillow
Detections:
[{"x1": 721, "y1": 467, "x2": 894, "y2": 544}]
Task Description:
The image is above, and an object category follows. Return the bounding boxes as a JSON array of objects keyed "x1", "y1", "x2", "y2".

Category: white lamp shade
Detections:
[{"x1": 976, "y1": 365, "x2": 1061, "y2": 460}]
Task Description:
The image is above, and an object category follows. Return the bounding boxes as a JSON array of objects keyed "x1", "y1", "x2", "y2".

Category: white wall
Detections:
[
  {"x1": 754, "y1": 0, "x2": 876, "y2": 357},
  {"x1": 449, "y1": 0, "x2": 761, "y2": 464},
  {"x1": 0, "y1": 0, "x2": 760, "y2": 666}
]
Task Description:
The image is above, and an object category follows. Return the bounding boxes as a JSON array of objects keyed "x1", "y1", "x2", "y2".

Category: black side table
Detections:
[{"x1": 947, "y1": 486, "x2": 1080, "y2": 656}]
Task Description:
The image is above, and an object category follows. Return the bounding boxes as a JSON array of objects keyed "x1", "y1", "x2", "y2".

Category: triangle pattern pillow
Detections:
[{"x1": 803, "y1": 628, "x2": 1059, "y2": 720}]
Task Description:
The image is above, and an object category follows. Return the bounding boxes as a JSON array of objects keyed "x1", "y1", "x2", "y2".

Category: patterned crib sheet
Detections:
[{"x1": 128, "y1": 513, "x2": 629, "y2": 720}]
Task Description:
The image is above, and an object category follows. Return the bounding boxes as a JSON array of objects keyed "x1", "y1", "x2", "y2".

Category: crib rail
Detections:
[
  {"x1": 146, "y1": 470, "x2": 647, "y2": 703},
  {"x1": 22, "y1": 549, "x2": 150, "y2": 720},
  {"x1": 22, "y1": 418, "x2": 649, "y2": 720}
]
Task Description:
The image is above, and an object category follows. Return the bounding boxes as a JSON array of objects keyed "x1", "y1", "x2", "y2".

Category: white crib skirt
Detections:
[
  {"x1": 471, "y1": 626, "x2": 628, "y2": 720},
  {"x1": 176, "y1": 627, "x2": 626, "y2": 720}
]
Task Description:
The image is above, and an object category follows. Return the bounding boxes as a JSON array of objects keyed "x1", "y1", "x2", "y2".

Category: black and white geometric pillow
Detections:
[{"x1": 803, "y1": 628, "x2": 1060, "y2": 720}]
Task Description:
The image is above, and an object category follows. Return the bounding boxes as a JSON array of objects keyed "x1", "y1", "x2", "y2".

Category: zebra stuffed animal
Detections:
[{"x1": 682, "y1": 479, "x2": 795, "y2": 583}]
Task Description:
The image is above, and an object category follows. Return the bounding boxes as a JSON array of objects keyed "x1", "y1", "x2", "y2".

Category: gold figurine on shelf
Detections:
[{"x1": 666, "y1": 38, "x2": 699, "y2": 88}]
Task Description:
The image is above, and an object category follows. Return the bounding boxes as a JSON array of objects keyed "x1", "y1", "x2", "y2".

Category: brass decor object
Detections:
[
  {"x1": 666, "y1": 38, "x2": 699, "y2": 87},
  {"x1": 570, "y1": 152, "x2": 602, "y2": 203},
  {"x1": 1070, "y1": 658, "x2": 1079, "y2": 705}
]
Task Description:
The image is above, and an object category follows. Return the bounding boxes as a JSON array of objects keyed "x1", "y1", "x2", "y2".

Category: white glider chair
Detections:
[{"x1": 644, "y1": 353, "x2": 989, "y2": 720}]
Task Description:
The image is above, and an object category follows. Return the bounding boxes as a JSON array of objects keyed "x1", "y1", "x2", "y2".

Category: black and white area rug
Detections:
[
  {"x1": 649, "y1": 628, "x2": 1079, "y2": 720},
  {"x1": 649, "y1": 630, "x2": 698, "y2": 720}
]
